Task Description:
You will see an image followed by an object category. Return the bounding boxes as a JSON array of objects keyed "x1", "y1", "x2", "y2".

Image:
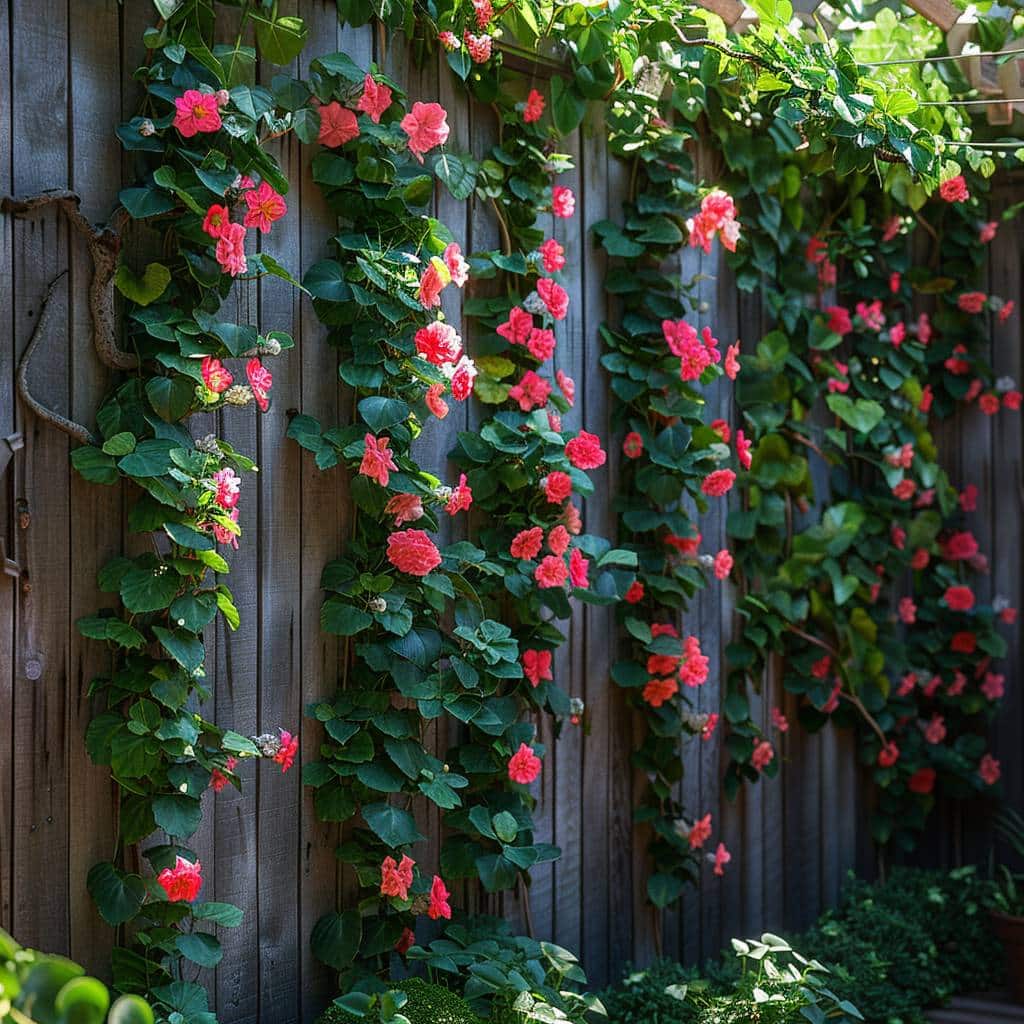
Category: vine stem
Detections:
[
  {"x1": 491, "y1": 196, "x2": 514, "y2": 258},
  {"x1": 670, "y1": 25, "x2": 774, "y2": 72}
]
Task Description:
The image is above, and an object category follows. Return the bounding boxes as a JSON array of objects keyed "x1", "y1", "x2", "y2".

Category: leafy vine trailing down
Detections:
[
  {"x1": 708, "y1": 107, "x2": 1018, "y2": 850},
  {"x1": 43, "y1": 1, "x2": 312, "y2": 1017}
]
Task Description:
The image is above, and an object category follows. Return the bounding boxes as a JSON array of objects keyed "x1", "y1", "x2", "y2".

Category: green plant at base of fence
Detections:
[
  {"x1": 64, "y1": 0, "x2": 312, "y2": 1012},
  {"x1": 322, "y1": 978, "x2": 483, "y2": 1024}
]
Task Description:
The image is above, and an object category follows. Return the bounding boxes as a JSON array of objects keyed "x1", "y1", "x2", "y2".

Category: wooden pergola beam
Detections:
[
  {"x1": 903, "y1": 0, "x2": 959, "y2": 32},
  {"x1": 692, "y1": 0, "x2": 746, "y2": 29}
]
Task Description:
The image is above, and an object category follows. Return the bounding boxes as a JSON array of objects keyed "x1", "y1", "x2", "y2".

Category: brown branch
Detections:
[
  {"x1": 17, "y1": 272, "x2": 98, "y2": 446},
  {"x1": 671, "y1": 26, "x2": 774, "y2": 71}
]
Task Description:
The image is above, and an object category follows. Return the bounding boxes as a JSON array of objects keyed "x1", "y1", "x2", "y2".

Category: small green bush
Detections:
[
  {"x1": 597, "y1": 959, "x2": 699, "y2": 1024},
  {"x1": 319, "y1": 977, "x2": 483, "y2": 1024}
]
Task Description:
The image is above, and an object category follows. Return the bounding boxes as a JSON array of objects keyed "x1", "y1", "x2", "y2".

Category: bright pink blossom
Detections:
[
  {"x1": 701, "y1": 469, "x2": 735, "y2": 497},
  {"x1": 939, "y1": 175, "x2": 969, "y2": 203},
  {"x1": 415, "y1": 320, "x2": 462, "y2": 365},
  {"x1": 385, "y1": 493, "x2": 424, "y2": 526},
  {"x1": 508, "y1": 370, "x2": 551, "y2": 412},
  {"x1": 158, "y1": 856, "x2": 203, "y2": 902},
  {"x1": 428, "y1": 875, "x2": 452, "y2": 919},
  {"x1": 543, "y1": 471, "x2": 573, "y2": 504},
  {"x1": 425, "y1": 384, "x2": 449, "y2": 420},
  {"x1": 944, "y1": 585, "x2": 975, "y2": 612},
  {"x1": 497, "y1": 306, "x2": 534, "y2": 346},
  {"x1": 535, "y1": 554, "x2": 568, "y2": 588},
  {"x1": 981, "y1": 672, "x2": 1005, "y2": 700},
  {"x1": 688, "y1": 813, "x2": 712, "y2": 850},
  {"x1": 527, "y1": 328, "x2": 556, "y2": 362},
  {"x1": 625, "y1": 580, "x2": 644, "y2": 603},
  {"x1": 547, "y1": 525, "x2": 570, "y2": 556},
  {"x1": 569, "y1": 548, "x2": 590, "y2": 589},
  {"x1": 724, "y1": 341, "x2": 740, "y2": 380},
  {"x1": 511, "y1": 527, "x2": 544, "y2": 560},
  {"x1": 551, "y1": 186, "x2": 575, "y2": 218},
  {"x1": 898, "y1": 597, "x2": 916, "y2": 624},
  {"x1": 924, "y1": 714, "x2": 946, "y2": 745},
  {"x1": 464, "y1": 30, "x2": 492, "y2": 62},
  {"x1": 401, "y1": 102, "x2": 450, "y2": 163},
  {"x1": 826, "y1": 306, "x2": 852, "y2": 335},
  {"x1": 772, "y1": 707, "x2": 789, "y2": 732},
  {"x1": 524, "y1": 89, "x2": 545, "y2": 124},
  {"x1": 443, "y1": 243, "x2": 469, "y2": 287},
  {"x1": 565, "y1": 430, "x2": 605, "y2": 470},
  {"x1": 212, "y1": 467, "x2": 241, "y2": 509},
  {"x1": 958, "y1": 291, "x2": 986, "y2": 314},
  {"x1": 246, "y1": 358, "x2": 272, "y2": 412},
  {"x1": 713, "y1": 550, "x2": 733, "y2": 580},
  {"x1": 522, "y1": 649, "x2": 553, "y2": 687},
  {"x1": 449, "y1": 356, "x2": 477, "y2": 401},
  {"x1": 713, "y1": 842, "x2": 731, "y2": 877},
  {"x1": 380, "y1": 854, "x2": 415, "y2": 900},
  {"x1": 318, "y1": 102, "x2": 359, "y2": 147},
  {"x1": 979, "y1": 754, "x2": 1001, "y2": 785},
  {"x1": 508, "y1": 742, "x2": 541, "y2": 784},
  {"x1": 209, "y1": 756, "x2": 237, "y2": 792},
  {"x1": 878, "y1": 742, "x2": 899, "y2": 768},
  {"x1": 202, "y1": 356, "x2": 233, "y2": 394},
  {"x1": 751, "y1": 740, "x2": 774, "y2": 772},
  {"x1": 357, "y1": 74, "x2": 393, "y2": 124},
  {"x1": 202, "y1": 204, "x2": 230, "y2": 239},
  {"x1": 174, "y1": 90, "x2": 222, "y2": 137},
  {"x1": 387, "y1": 530, "x2": 442, "y2": 576},
  {"x1": 539, "y1": 238, "x2": 564, "y2": 272},
  {"x1": 243, "y1": 181, "x2": 287, "y2": 233},
  {"x1": 537, "y1": 278, "x2": 569, "y2": 320},
  {"x1": 215, "y1": 221, "x2": 247, "y2": 277},
  {"x1": 445, "y1": 474, "x2": 472, "y2": 515},
  {"x1": 360, "y1": 434, "x2": 398, "y2": 487}
]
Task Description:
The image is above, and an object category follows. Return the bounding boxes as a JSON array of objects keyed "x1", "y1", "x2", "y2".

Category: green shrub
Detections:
[
  {"x1": 597, "y1": 959, "x2": 699, "y2": 1024},
  {"x1": 319, "y1": 977, "x2": 483, "y2": 1024}
]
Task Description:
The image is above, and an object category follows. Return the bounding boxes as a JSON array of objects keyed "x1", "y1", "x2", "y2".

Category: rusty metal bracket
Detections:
[{"x1": 0, "y1": 432, "x2": 24, "y2": 481}]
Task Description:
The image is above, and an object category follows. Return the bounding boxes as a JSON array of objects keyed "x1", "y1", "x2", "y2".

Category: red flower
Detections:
[
  {"x1": 825, "y1": 306, "x2": 852, "y2": 335},
  {"x1": 957, "y1": 291, "x2": 986, "y2": 314},
  {"x1": 713, "y1": 550, "x2": 733, "y2": 580},
  {"x1": 543, "y1": 471, "x2": 573, "y2": 504},
  {"x1": 243, "y1": 181, "x2": 287, "y2": 234},
  {"x1": 713, "y1": 842, "x2": 731, "y2": 877},
  {"x1": 357, "y1": 74, "x2": 393, "y2": 124},
  {"x1": 209, "y1": 756, "x2": 238, "y2": 792},
  {"x1": 443, "y1": 243, "x2": 469, "y2": 287},
  {"x1": 951, "y1": 631, "x2": 976, "y2": 654},
  {"x1": 449, "y1": 356, "x2": 477, "y2": 401},
  {"x1": 400, "y1": 102, "x2": 449, "y2": 163},
  {"x1": 418, "y1": 261, "x2": 448, "y2": 310},
  {"x1": 878, "y1": 742, "x2": 899, "y2": 768},
  {"x1": 173, "y1": 90, "x2": 222, "y2": 137},
  {"x1": 679, "y1": 635, "x2": 708, "y2": 687},
  {"x1": 523, "y1": 89, "x2": 545, "y2": 124},
  {"x1": 771, "y1": 707, "x2": 789, "y2": 733},
  {"x1": 497, "y1": 306, "x2": 534, "y2": 345},
  {"x1": 246, "y1": 358, "x2": 272, "y2": 412},
  {"x1": 202, "y1": 204, "x2": 230, "y2": 239},
  {"x1": 981, "y1": 672, "x2": 1005, "y2": 700},
  {"x1": 979, "y1": 221, "x2": 998, "y2": 243},
  {"x1": 666, "y1": 531, "x2": 701, "y2": 556},
  {"x1": 537, "y1": 278, "x2": 569, "y2": 320},
  {"x1": 919, "y1": 385, "x2": 934, "y2": 413},
  {"x1": 688, "y1": 813, "x2": 712, "y2": 849},
  {"x1": 751, "y1": 740, "x2": 774, "y2": 772},
  {"x1": 979, "y1": 754, "x2": 1001, "y2": 786},
  {"x1": 157, "y1": 856, "x2": 203, "y2": 902},
  {"x1": 395, "y1": 928, "x2": 415, "y2": 955},
  {"x1": 568, "y1": 548, "x2": 589, "y2": 589},
  {"x1": 939, "y1": 175, "x2": 969, "y2": 203},
  {"x1": 960, "y1": 484, "x2": 978, "y2": 512},
  {"x1": 274, "y1": 729, "x2": 299, "y2": 772},
  {"x1": 811, "y1": 655, "x2": 831, "y2": 679},
  {"x1": 924, "y1": 714, "x2": 946, "y2": 745},
  {"x1": 464, "y1": 30, "x2": 492, "y2": 63},
  {"x1": 942, "y1": 531, "x2": 978, "y2": 560},
  {"x1": 380, "y1": 854, "x2": 415, "y2": 900},
  {"x1": 643, "y1": 676, "x2": 678, "y2": 707},
  {"x1": 201, "y1": 356, "x2": 233, "y2": 394},
  {"x1": 522, "y1": 649, "x2": 553, "y2": 687},
  {"x1": 624, "y1": 580, "x2": 644, "y2": 604},
  {"x1": 385, "y1": 493, "x2": 424, "y2": 526},
  {"x1": 701, "y1": 469, "x2": 735, "y2": 497},
  {"x1": 701, "y1": 713, "x2": 719, "y2": 740},
  {"x1": 539, "y1": 238, "x2": 564, "y2": 272},
  {"x1": 425, "y1": 384, "x2": 449, "y2": 420},
  {"x1": 724, "y1": 341, "x2": 741, "y2": 380},
  {"x1": 510, "y1": 527, "x2": 544, "y2": 560},
  {"x1": 1003, "y1": 390, "x2": 1022, "y2": 410},
  {"x1": 898, "y1": 597, "x2": 916, "y2": 624},
  {"x1": 387, "y1": 530, "x2": 442, "y2": 576},
  {"x1": 908, "y1": 768, "x2": 936, "y2": 794},
  {"x1": 508, "y1": 742, "x2": 541, "y2": 784},
  {"x1": 944, "y1": 585, "x2": 975, "y2": 612},
  {"x1": 445, "y1": 474, "x2": 472, "y2": 516},
  {"x1": 551, "y1": 186, "x2": 575, "y2": 218},
  {"x1": 547, "y1": 525, "x2": 570, "y2": 556},
  {"x1": 979, "y1": 393, "x2": 1000, "y2": 415},
  {"x1": 527, "y1": 328, "x2": 556, "y2": 362},
  {"x1": 999, "y1": 300, "x2": 1015, "y2": 323},
  {"x1": 215, "y1": 221, "x2": 247, "y2": 277},
  {"x1": 318, "y1": 102, "x2": 359, "y2": 147},
  {"x1": 534, "y1": 555, "x2": 568, "y2": 588},
  {"x1": 508, "y1": 370, "x2": 551, "y2": 411},
  {"x1": 428, "y1": 875, "x2": 452, "y2": 919},
  {"x1": 555, "y1": 369, "x2": 575, "y2": 406},
  {"x1": 892, "y1": 479, "x2": 916, "y2": 501},
  {"x1": 910, "y1": 548, "x2": 929, "y2": 570},
  {"x1": 359, "y1": 434, "x2": 398, "y2": 487},
  {"x1": 617, "y1": 431, "x2": 644, "y2": 462},
  {"x1": 735, "y1": 430, "x2": 752, "y2": 470},
  {"x1": 565, "y1": 430, "x2": 606, "y2": 470}
]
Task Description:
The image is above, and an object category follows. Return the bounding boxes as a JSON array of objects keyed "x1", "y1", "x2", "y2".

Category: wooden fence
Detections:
[{"x1": 0, "y1": 4, "x2": 1020, "y2": 1022}]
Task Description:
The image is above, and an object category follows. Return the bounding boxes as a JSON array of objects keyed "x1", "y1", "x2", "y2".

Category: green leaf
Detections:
[
  {"x1": 120, "y1": 565, "x2": 181, "y2": 613},
  {"x1": 164, "y1": 521, "x2": 215, "y2": 551},
  {"x1": 146, "y1": 376, "x2": 195, "y2": 423},
  {"x1": 321, "y1": 598, "x2": 373, "y2": 636},
  {"x1": 433, "y1": 152, "x2": 477, "y2": 201},
  {"x1": 119, "y1": 187, "x2": 176, "y2": 219},
  {"x1": 551, "y1": 76, "x2": 586, "y2": 135},
  {"x1": 152, "y1": 626, "x2": 205, "y2": 673},
  {"x1": 648, "y1": 872, "x2": 684, "y2": 908},
  {"x1": 177, "y1": 931, "x2": 223, "y2": 968},
  {"x1": 358, "y1": 396, "x2": 409, "y2": 433},
  {"x1": 71, "y1": 446, "x2": 119, "y2": 485},
  {"x1": 193, "y1": 901, "x2": 244, "y2": 927},
  {"x1": 152, "y1": 794, "x2": 202, "y2": 838},
  {"x1": 114, "y1": 262, "x2": 170, "y2": 306},
  {"x1": 303, "y1": 260, "x2": 350, "y2": 302},
  {"x1": 825, "y1": 395, "x2": 885, "y2": 434},
  {"x1": 252, "y1": 13, "x2": 308, "y2": 65},
  {"x1": 362, "y1": 802, "x2": 425, "y2": 848},
  {"x1": 87, "y1": 862, "x2": 146, "y2": 925},
  {"x1": 311, "y1": 910, "x2": 362, "y2": 971},
  {"x1": 108, "y1": 995, "x2": 155, "y2": 1024},
  {"x1": 102, "y1": 432, "x2": 137, "y2": 457}
]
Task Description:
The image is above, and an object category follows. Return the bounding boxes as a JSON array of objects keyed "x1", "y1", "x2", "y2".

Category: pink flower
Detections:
[
  {"x1": 418, "y1": 261, "x2": 448, "y2": 310},
  {"x1": 539, "y1": 240, "x2": 565, "y2": 276},
  {"x1": 892, "y1": 479, "x2": 916, "y2": 501},
  {"x1": 448, "y1": 356, "x2": 477, "y2": 401},
  {"x1": 438, "y1": 30, "x2": 459, "y2": 49},
  {"x1": 215, "y1": 221, "x2": 247, "y2": 277},
  {"x1": 569, "y1": 548, "x2": 589, "y2": 589},
  {"x1": 428, "y1": 875, "x2": 452, "y2": 919},
  {"x1": 472, "y1": 0, "x2": 493, "y2": 26},
  {"x1": 1000, "y1": 606, "x2": 1017, "y2": 624},
  {"x1": 771, "y1": 707, "x2": 788, "y2": 733},
  {"x1": 425, "y1": 383, "x2": 449, "y2": 420},
  {"x1": 666, "y1": 532, "x2": 701, "y2": 557},
  {"x1": 510, "y1": 527, "x2": 544, "y2": 560},
  {"x1": 357, "y1": 74, "x2": 393, "y2": 124},
  {"x1": 999, "y1": 300, "x2": 1015, "y2": 323},
  {"x1": 527, "y1": 328, "x2": 556, "y2": 362},
  {"x1": 735, "y1": 430, "x2": 752, "y2": 471},
  {"x1": 958, "y1": 291, "x2": 986, "y2": 314},
  {"x1": 508, "y1": 742, "x2": 541, "y2": 784},
  {"x1": 826, "y1": 306, "x2": 852, "y2": 335},
  {"x1": 979, "y1": 221, "x2": 998, "y2": 243},
  {"x1": 387, "y1": 530, "x2": 442, "y2": 576},
  {"x1": 415, "y1": 320, "x2": 462, "y2": 365},
  {"x1": 242, "y1": 181, "x2": 287, "y2": 234},
  {"x1": 274, "y1": 729, "x2": 299, "y2": 772},
  {"x1": 889, "y1": 321, "x2": 906, "y2": 347},
  {"x1": 878, "y1": 742, "x2": 899, "y2": 768},
  {"x1": 898, "y1": 597, "x2": 916, "y2": 624},
  {"x1": 508, "y1": 370, "x2": 551, "y2": 412},
  {"x1": 821, "y1": 679, "x2": 841, "y2": 713},
  {"x1": 688, "y1": 813, "x2": 712, "y2": 850},
  {"x1": 551, "y1": 186, "x2": 575, "y2": 218},
  {"x1": 711, "y1": 419, "x2": 731, "y2": 443},
  {"x1": 724, "y1": 342, "x2": 740, "y2": 380},
  {"x1": 547, "y1": 525, "x2": 570, "y2": 556},
  {"x1": 911, "y1": 548, "x2": 930, "y2": 570},
  {"x1": 891, "y1": 525, "x2": 906, "y2": 550},
  {"x1": 951, "y1": 631, "x2": 976, "y2": 654},
  {"x1": 565, "y1": 430, "x2": 605, "y2": 469},
  {"x1": 360, "y1": 434, "x2": 398, "y2": 487},
  {"x1": 385, "y1": 493, "x2": 424, "y2": 526},
  {"x1": 944, "y1": 585, "x2": 975, "y2": 612},
  {"x1": 939, "y1": 175, "x2": 969, "y2": 203},
  {"x1": 980, "y1": 388, "x2": 997, "y2": 410},
  {"x1": 856, "y1": 300, "x2": 885, "y2": 332},
  {"x1": 209, "y1": 756, "x2": 237, "y2": 792},
  {"x1": 979, "y1": 754, "x2": 1001, "y2": 785},
  {"x1": 701, "y1": 469, "x2": 735, "y2": 497},
  {"x1": 960, "y1": 484, "x2": 978, "y2": 512},
  {"x1": 443, "y1": 243, "x2": 469, "y2": 287},
  {"x1": 202, "y1": 204, "x2": 230, "y2": 239},
  {"x1": 923, "y1": 675, "x2": 943, "y2": 698},
  {"x1": 713, "y1": 550, "x2": 733, "y2": 580},
  {"x1": 702, "y1": 713, "x2": 719, "y2": 741},
  {"x1": 811, "y1": 655, "x2": 831, "y2": 679},
  {"x1": 981, "y1": 672, "x2": 1005, "y2": 700},
  {"x1": 751, "y1": 739, "x2": 774, "y2": 772},
  {"x1": 908, "y1": 768, "x2": 936, "y2": 794},
  {"x1": 625, "y1": 580, "x2": 644, "y2": 603},
  {"x1": 201, "y1": 356, "x2": 233, "y2": 394},
  {"x1": 919, "y1": 385, "x2": 934, "y2": 413},
  {"x1": 212, "y1": 467, "x2": 241, "y2": 509},
  {"x1": 380, "y1": 854, "x2": 415, "y2": 900},
  {"x1": 679, "y1": 635, "x2": 708, "y2": 687},
  {"x1": 537, "y1": 278, "x2": 569, "y2": 320},
  {"x1": 535, "y1": 554, "x2": 568, "y2": 588},
  {"x1": 318, "y1": 102, "x2": 359, "y2": 147},
  {"x1": 246, "y1": 358, "x2": 272, "y2": 412},
  {"x1": 524, "y1": 89, "x2": 545, "y2": 123},
  {"x1": 522, "y1": 649, "x2": 553, "y2": 687},
  {"x1": 923, "y1": 714, "x2": 946, "y2": 745},
  {"x1": 622, "y1": 432, "x2": 644, "y2": 459},
  {"x1": 942, "y1": 531, "x2": 978, "y2": 560},
  {"x1": 395, "y1": 928, "x2": 415, "y2": 955},
  {"x1": 663, "y1": 319, "x2": 696, "y2": 356},
  {"x1": 1004, "y1": 390, "x2": 1022, "y2": 410},
  {"x1": 464, "y1": 30, "x2": 492, "y2": 62},
  {"x1": 445, "y1": 473, "x2": 472, "y2": 515},
  {"x1": 882, "y1": 216, "x2": 902, "y2": 242},
  {"x1": 712, "y1": 842, "x2": 731, "y2": 877},
  {"x1": 157, "y1": 856, "x2": 203, "y2": 902},
  {"x1": 555, "y1": 369, "x2": 575, "y2": 406},
  {"x1": 897, "y1": 673, "x2": 917, "y2": 698},
  {"x1": 401, "y1": 102, "x2": 450, "y2": 163},
  {"x1": 173, "y1": 90, "x2": 222, "y2": 137},
  {"x1": 543, "y1": 471, "x2": 573, "y2": 504},
  {"x1": 497, "y1": 307, "x2": 534, "y2": 346},
  {"x1": 687, "y1": 191, "x2": 740, "y2": 253},
  {"x1": 890, "y1": 272, "x2": 901, "y2": 294}
]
